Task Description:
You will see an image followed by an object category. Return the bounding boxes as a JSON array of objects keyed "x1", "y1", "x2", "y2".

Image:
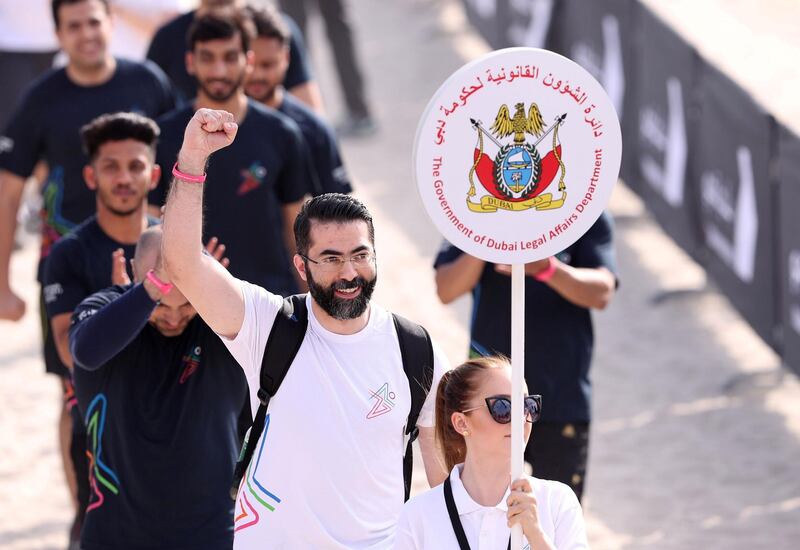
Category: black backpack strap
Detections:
[
  {"x1": 392, "y1": 313, "x2": 434, "y2": 501},
  {"x1": 230, "y1": 294, "x2": 308, "y2": 499},
  {"x1": 443, "y1": 476, "x2": 471, "y2": 550}
]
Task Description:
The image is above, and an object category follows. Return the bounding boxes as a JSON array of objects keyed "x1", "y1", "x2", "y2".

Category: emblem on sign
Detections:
[
  {"x1": 468, "y1": 102, "x2": 567, "y2": 212},
  {"x1": 414, "y1": 47, "x2": 622, "y2": 265}
]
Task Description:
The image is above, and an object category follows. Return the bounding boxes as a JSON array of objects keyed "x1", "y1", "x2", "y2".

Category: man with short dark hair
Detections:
[
  {"x1": 245, "y1": 5, "x2": 352, "y2": 196},
  {"x1": 162, "y1": 109, "x2": 450, "y2": 548},
  {"x1": 69, "y1": 226, "x2": 247, "y2": 550},
  {"x1": 42, "y1": 112, "x2": 161, "y2": 541},
  {"x1": 147, "y1": 0, "x2": 323, "y2": 111},
  {"x1": 0, "y1": 2, "x2": 175, "y2": 543},
  {"x1": 153, "y1": 12, "x2": 317, "y2": 297}
]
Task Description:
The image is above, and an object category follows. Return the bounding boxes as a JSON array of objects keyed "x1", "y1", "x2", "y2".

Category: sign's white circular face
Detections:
[{"x1": 414, "y1": 47, "x2": 622, "y2": 264}]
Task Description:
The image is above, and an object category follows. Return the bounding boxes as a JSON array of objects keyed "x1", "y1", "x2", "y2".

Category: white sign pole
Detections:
[{"x1": 511, "y1": 263, "x2": 526, "y2": 548}]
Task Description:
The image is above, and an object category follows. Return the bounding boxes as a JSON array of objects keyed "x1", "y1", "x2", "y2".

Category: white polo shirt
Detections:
[
  {"x1": 394, "y1": 466, "x2": 588, "y2": 550},
  {"x1": 220, "y1": 280, "x2": 449, "y2": 549}
]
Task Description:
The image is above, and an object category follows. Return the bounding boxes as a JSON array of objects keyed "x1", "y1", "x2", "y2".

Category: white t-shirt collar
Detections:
[{"x1": 305, "y1": 293, "x2": 376, "y2": 343}]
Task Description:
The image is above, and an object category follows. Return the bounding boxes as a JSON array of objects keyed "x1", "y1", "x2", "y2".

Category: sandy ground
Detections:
[{"x1": 1, "y1": 0, "x2": 799, "y2": 548}]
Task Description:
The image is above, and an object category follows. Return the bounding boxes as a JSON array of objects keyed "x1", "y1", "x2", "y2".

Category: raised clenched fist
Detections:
[{"x1": 177, "y1": 109, "x2": 238, "y2": 174}]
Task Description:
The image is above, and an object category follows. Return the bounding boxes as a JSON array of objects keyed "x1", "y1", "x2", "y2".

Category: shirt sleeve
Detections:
[
  {"x1": 433, "y1": 240, "x2": 464, "y2": 269},
  {"x1": 275, "y1": 119, "x2": 317, "y2": 203},
  {"x1": 43, "y1": 239, "x2": 88, "y2": 318},
  {"x1": 572, "y1": 211, "x2": 618, "y2": 280},
  {"x1": 143, "y1": 60, "x2": 178, "y2": 116},
  {"x1": 417, "y1": 340, "x2": 451, "y2": 428},
  {"x1": 314, "y1": 124, "x2": 352, "y2": 195},
  {"x1": 216, "y1": 280, "x2": 283, "y2": 383},
  {"x1": 0, "y1": 85, "x2": 45, "y2": 178},
  {"x1": 552, "y1": 483, "x2": 589, "y2": 550},
  {"x1": 282, "y1": 14, "x2": 312, "y2": 90}
]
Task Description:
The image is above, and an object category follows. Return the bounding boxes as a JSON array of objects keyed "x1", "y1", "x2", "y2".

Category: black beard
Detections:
[
  {"x1": 306, "y1": 269, "x2": 377, "y2": 321},
  {"x1": 198, "y1": 73, "x2": 244, "y2": 102}
]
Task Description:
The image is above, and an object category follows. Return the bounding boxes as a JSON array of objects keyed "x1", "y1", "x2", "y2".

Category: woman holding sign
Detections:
[{"x1": 394, "y1": 356, "x2": 588, "y2": 549}]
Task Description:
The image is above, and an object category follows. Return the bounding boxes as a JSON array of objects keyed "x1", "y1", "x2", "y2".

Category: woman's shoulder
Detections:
[
  {"x1": 528, "y1": 476, "x2": 582, "y2": 509},
  {"x1": 402, "y1": 482, "x2": 446, "y2": 517}
]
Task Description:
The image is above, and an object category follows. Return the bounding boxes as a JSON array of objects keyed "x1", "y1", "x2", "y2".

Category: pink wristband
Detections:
[
  {"x1": 533, "y1": 256, "x2": 557, "y2": 282},
  {"x1": 146, "y1": 269, "x2": 173, "y2": 296},
  {"x1": 172, "y1": 162, "x2": 206, "y2": 184}
]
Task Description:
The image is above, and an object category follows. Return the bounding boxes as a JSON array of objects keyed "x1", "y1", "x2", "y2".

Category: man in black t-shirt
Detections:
[
  {"x1": 434, "y1": 213, "x2": 619, "y2": 501},
  {"x1": 152, "y1": 12, "x2": 316, "y2": 296},
  {"x1": 42, "y1": 112, "x2": 162, "y2": 540},
  {"x1": 245, "y1": 5, "x2": 352, "y2": 196},
  {"x1": 69, "y1": 227, "x2": 247, "y2": 550},
  {"x1": 147, "y1": 0, "x2": 324, "y2": 112}
]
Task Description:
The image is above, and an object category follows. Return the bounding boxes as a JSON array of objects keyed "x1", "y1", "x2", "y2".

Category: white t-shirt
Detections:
[
  {"x1": 394, "y1": 465, "x2": 588, "y2": 550},
  {"x1": 220, "y1": 280, "x2": 450, "y2": 549}
]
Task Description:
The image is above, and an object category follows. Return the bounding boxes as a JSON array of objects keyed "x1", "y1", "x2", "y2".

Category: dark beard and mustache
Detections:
[
  {"x1": 198, "y1": 73, "x2": 245, "y2": 102},
  {"x1": 306, "y1": 269, "x2": 377, "y2": 321}
]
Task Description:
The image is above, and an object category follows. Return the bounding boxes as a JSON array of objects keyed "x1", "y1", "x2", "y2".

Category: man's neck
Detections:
[
  {"x1": 96, "y1": 204, "x2": 149, "y2": 245},
  {"x1": 460, "y1": 454, "x2": 511, "y2": 507},
  {"x1": 66, "y1": 56, "x2": 116, "y2": 87},
  {"x1": 309, "y1": 298, "x2": 370, "y2": 335},
  {"x1": 262, "y1": 86, "x2": 285, "y2": 110},
  {"x1": 195, "y1": 92, "x2": 249, "y2": 123}
]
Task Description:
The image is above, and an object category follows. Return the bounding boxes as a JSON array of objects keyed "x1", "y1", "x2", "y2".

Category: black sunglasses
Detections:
[{"x1": 462, "y1": 394, "x2": 542, "y2": 424}]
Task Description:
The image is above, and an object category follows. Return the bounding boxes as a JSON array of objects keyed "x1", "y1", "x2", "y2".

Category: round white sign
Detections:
[{"x1": 413, "y1": 47, "x2": 622, "y2": 264}]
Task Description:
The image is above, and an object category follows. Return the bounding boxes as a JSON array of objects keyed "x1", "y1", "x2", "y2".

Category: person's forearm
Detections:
[
  {"x1": 70, "y1": 284, "x2": 156, "y2": 370},
  {"x1": 547, "y1": 263, "x2": 615, "y2": 310},
  {"x1": 162, "y1": 155, "x2": 207, "y2": 286},
  {"x1": 0, "y1": 172, "x2": 24, "y2": 290},
  {"x1": 435, "y1": 254, "x2": 485, "y2": 304}
]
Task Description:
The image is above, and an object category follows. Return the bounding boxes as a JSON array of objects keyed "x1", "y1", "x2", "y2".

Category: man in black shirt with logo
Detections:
[
  {"x1": 147, "y1": 0, "x2": 323, "y2": 112},
  {"x1": 245, "y1": 5, "x2": 352, "y2": 196},
  {"x1": 69, "y1": 226, "x2": 247, "y2": 550},
  {"x1": 42, "y1": 112, "x2": 161, "y2": 538},
  {"x1": 153, "y1": 12, "x2": 316, "y2": 296}
]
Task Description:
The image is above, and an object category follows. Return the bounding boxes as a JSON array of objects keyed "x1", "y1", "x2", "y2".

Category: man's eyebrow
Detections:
[{"x1": 318, "y1": 245, "x2": 370, "y2": 256}]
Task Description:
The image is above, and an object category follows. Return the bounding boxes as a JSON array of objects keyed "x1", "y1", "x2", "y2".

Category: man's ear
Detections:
[
  {"x1": 293, "y1": 254, "x2": 308, "y2": 282},
  {"x1": 83, "y1": 165, "x2": 97, "y2": 191},
  {"x1": 185, "y1": 51, "x2": 195, "y2": 76},
  {"x1": 149, "y1": 164, "x2": 161, "y2": 191}
]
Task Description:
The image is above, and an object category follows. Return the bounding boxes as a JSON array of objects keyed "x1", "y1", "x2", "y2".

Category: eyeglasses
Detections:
[
  {"x1": 462, "y1": 395, "x2": 542, "y2": 424},
  {"x1": 299, "y1": 252, "x2": 375, "y2": 272}
]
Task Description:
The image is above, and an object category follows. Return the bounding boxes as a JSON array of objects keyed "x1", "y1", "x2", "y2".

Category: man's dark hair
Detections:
[
  {"x1": 294, "y1": 194, "x2": 375, "y2": 256},
  {"x1": 187, "y1": 11, "x2": 256, "y2": 53},
  {"x1": 52, "y1": 0, "x2": 110, "y2": 29},
  {"x1": 80, "y1": 112, "x2": 160, "y2": 161},
  {"x1": 245, "y1": 5, "x2": 289, "y2": 45}
]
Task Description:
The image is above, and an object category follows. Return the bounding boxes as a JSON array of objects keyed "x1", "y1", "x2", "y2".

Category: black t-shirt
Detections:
[
  {"x1": 153, "y1": 100, "x2": 314, "y2": 295},
  {"x1": 279, "y1": 93, "x2": 352, "y2": 195},
  {"x1": 42, "y1": 215, "x2": 157, "y2": 319},
  {"x1": 434, "y1": 212, "x2": 618, "y2": 423},
  {"x1": 71, "y1": 285, "x2": 248, "y2": 550},
  {"x1": 0, "y1": 59, "x2": 175, "y2": 274},
  {"x1": 147, "y1": 10, "x2": 312, "y2": 104}
]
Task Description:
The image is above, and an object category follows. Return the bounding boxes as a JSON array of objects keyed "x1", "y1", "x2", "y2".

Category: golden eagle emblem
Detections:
[{"x1": 490, "y1": 102, "x2": 547, "y2": 144}]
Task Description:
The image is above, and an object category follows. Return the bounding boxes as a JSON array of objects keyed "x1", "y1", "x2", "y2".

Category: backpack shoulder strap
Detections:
[
  {"x1": 230, "y1": 294, "x2": 308, "y2": 499},
  {"x1": 392, "y1": 313, "x2": 434, "y2": 501},
  {"x1": 257, "y1": 294, "x2": 309, "y2": 403}
]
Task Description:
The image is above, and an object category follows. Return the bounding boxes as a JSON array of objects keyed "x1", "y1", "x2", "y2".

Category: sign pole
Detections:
[{"x1": 511, "y1": 263, "x2": 525, "y2": 549}]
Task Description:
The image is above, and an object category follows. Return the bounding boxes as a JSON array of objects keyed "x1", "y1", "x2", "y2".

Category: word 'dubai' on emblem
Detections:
[{"x1": 413, "y1": 47, "x2": 622, "y2": 264}]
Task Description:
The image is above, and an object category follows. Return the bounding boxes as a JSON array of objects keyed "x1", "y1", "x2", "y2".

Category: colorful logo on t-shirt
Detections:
[
  {"x1": 367, "y1": 383, "x2": 396, "y2": 419},
  {"x1": 41, "y1": 166, "x2": 77, "y2": 258},
  {"x1": 179, "y1": 345, "x2": 202, "y2": 384},
  {"x1": 85, "y1": 394, "x2": 121, "y2": 512},
  {"x1": 237, "y1": 162, "x2": 268, "y2": 196},
  {"x1": 235, "y1": 414, "x2": 282, "y2": 532}
]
